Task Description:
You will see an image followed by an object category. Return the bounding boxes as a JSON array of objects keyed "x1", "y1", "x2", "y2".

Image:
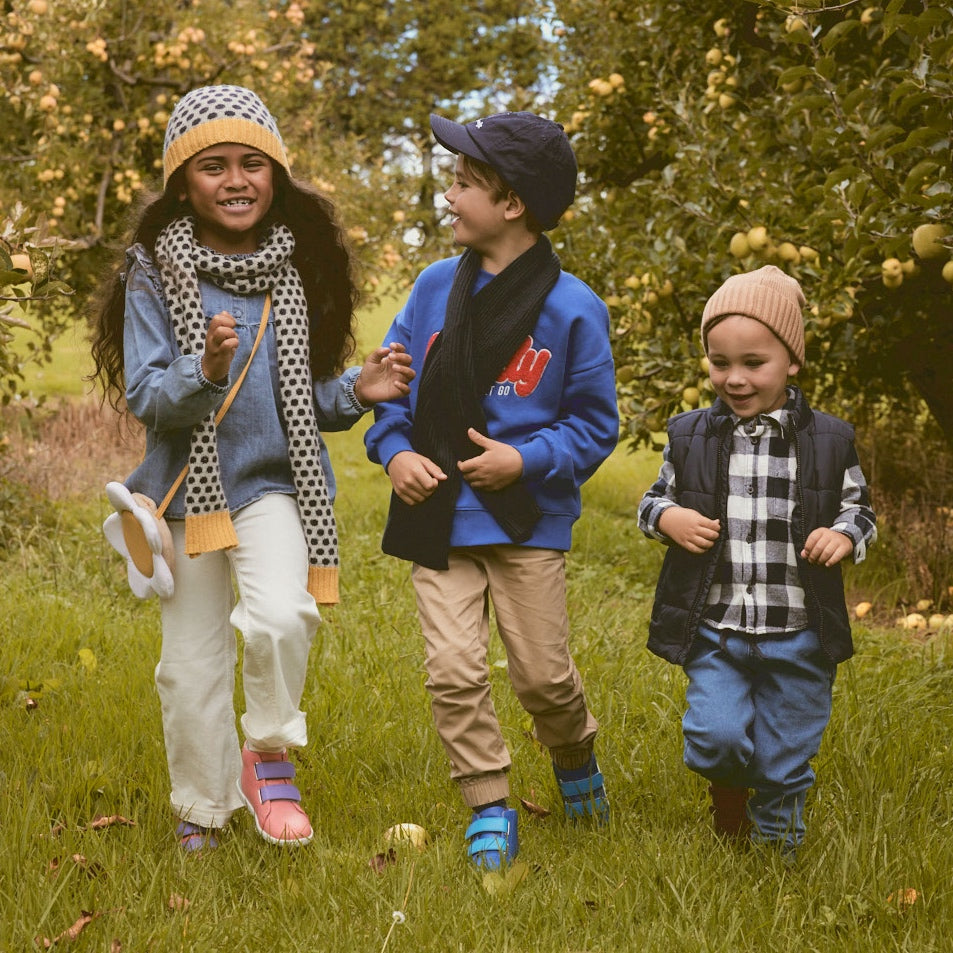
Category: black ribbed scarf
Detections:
[{"x1": 382, "y1": 236, "x2": 561, "y2": 570}]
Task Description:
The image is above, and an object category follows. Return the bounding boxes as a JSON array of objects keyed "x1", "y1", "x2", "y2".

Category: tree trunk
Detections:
[{"x1": 893, "y1": 291, "x2": 953, "y2": 451}]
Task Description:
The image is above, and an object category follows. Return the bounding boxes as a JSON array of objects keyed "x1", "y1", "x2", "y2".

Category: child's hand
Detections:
[
  {"x1": 202, "y1": 311, "x2": 239, "y2": 384},
  {"x1": 387, "y1": 450, "x2": 447, "y2": 505},
  {"x1": 801, "y1": 527, "x2": 853, "y2": 567},
  {"x1": 657, "y1": 505, "x2": 721, "y2": 553},
  {"x1": 458, "y1": 428, "x2": 523, "y2": 491},
  {"x1": 354, "y1": 343, "x2": 415, "y2": 405}
]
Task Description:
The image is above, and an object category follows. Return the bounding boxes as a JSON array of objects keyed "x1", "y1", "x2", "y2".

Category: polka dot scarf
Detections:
[{"x1": 154, "y1": 216, "x2": 339, "y2": 604}]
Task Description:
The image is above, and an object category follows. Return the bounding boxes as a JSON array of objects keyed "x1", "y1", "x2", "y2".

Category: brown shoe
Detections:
[{"x1": 708, "y1": 784, "x2": 751, "y2": 838}]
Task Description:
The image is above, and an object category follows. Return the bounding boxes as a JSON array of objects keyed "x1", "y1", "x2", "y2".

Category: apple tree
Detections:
[
  {"x1": 282, "y1": 0, "x2": 553, "y2": 249},
  {"x1": 0, "y1": 203, "x2": 75, "y2": 409},
  {"x1": 0, "y1": 0, "x2": 552, "y2": 393},
  {"x1": 549, "y1": 0, "x2": 952, "y2": 449}
]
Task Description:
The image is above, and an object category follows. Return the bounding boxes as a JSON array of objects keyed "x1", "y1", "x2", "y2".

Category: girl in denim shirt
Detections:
[{"x1": 91, "y1": 85, "x2": 413, "y2": 851}]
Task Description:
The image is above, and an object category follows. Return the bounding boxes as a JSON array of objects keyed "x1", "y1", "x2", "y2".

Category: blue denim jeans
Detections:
[{"x1": 682, "y1": 624, "x2": 835, "y2": 848}]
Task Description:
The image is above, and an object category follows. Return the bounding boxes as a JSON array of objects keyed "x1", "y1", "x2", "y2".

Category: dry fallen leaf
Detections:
[
  {"x1": 49, "y1": 816, "x2": 136, "y2": 838},
  {"x1": 36, "y1": 910, "x2": 100, "y2": 947},
  {"x1": 887, "y1": 887, "x2": 919, "y2": 912},
  {"x1": 518, "y1": 796, "x2": 551, "y2": 818},
  {"x1": 369, "y1": 848, "x2": 398, "y2": 874},
  {"x1": 168, "y1": 893, "x2": 191, "y2": 912},
  {"x1": 48, "y1": 854, "x2": 102, "y2": 878},
  {"x1": 88, "y1": 815, "x2": 136, "y2": 831}
]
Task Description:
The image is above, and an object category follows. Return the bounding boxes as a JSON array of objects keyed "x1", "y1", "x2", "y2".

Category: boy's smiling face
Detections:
[
  {"x1": 442, "y1": 155, "x2": 511, "y2": 258},
  {"x1": 706, "y1": 314, "x2": 801, "y2": 418}
]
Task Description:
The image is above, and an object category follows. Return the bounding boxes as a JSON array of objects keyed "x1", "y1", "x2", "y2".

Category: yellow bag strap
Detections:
[{"x1": 155, "y1": 293, "x2": 271, "y2": 520}]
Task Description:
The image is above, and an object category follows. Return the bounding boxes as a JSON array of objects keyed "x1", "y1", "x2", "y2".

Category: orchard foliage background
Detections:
[
  {"x1": 1, "y1": 0, "x2": 951, "y2": 453},
  {"x1": 0, "y1": 0, "x2": 550, "y2": 405},
  {"x1": 551, "y1": 0, "x2": 952, "y2": 450}
]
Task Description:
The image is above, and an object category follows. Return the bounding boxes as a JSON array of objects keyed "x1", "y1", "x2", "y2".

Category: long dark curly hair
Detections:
[{"x1": 90, "y1": 163, "x2": 360, "y2": 412}]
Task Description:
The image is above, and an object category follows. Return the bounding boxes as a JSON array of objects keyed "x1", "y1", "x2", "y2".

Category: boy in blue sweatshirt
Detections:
[
  {"x1": 365, "y1": 111, "x2": 618, "y2": 869},
  {"x1": 638, "y1": 266, "x2": 877, "y2": 859}
]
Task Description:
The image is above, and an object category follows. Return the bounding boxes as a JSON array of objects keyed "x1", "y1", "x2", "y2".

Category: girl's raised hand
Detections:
[
  {"x1": 202, "y1": 311, "x2": 239, "y2": 384},
  {"x1": 354, "y1": 342, "x2": 415, "y2": 405}
]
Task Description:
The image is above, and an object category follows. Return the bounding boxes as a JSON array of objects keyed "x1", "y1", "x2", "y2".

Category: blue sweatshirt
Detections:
[{"x1": 365, "y1": 255, "x2": 619, "y2": 552}]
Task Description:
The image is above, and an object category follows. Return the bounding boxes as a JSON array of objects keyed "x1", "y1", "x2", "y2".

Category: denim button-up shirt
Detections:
[{"x1": 121, "y1": 244, "x2": 366, "y2": 519}]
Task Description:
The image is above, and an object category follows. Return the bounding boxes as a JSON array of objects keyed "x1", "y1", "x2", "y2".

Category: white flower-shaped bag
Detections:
[
  {"x1": 103, "y1": 482, "x2": 176, "y2": 599},
  {"x1": 103, "y1": 295, "x2": 271, "y2": 599}
]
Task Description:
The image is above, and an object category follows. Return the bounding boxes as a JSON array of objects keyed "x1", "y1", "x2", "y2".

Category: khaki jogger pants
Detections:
[{"x1": 412, "y1": 545, "x2": 598, "y2": 808}]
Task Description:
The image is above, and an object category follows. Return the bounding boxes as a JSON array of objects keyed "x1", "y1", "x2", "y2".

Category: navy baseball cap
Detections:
[{"x1": 430, "y1": 111, "x2": 577, "y2": 230}]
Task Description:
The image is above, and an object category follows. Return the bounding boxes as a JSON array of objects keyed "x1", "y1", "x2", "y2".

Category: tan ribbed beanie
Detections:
[
  {"x1": 163, "y1": 85, "x2": 290, "y2": 186},
  {"x1": 701, "y1": 265, "x2": 806, "y2": 364}
]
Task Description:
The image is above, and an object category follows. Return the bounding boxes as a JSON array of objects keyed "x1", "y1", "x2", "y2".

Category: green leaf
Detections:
[
  {"x1": 482, "y1": 861, "x2": 529, "y2": 897},
  {"x1": 907, "y1": 8, "x2": 951, "y2": 37},
  {"x1": 0, "y1": 269, "x2": 30, "y2": 288},
  {"x1": 824, "y1": 165, "x2": 861, "y2": 190},
  {"x1": 777, "y1": 65, "x2": 814, "y2": 86},
  {"x1": 794, "y1": 94, "x2": 833, "y2": 112},
  {"x1": 888, "y1": 79, "x2": 922, "y2": 108},
  {"x1": 902, "y1": 159, "x2": 940, "y2": 196},
  {"x1": 815, "y1": 56, "x2": 836, "y2": 81},
  {"x1": 821, "y1": 19, "x2": 859, "y2": 53},
  {"x1": 840, "y1": 85, "x2": 869, "y2": 115},
  {"x1": 885, "y1": 125, "x2": 947, "y2": 158},
  {"x1": 865, "y1": 124, "x2": 905, "y2": 149}
]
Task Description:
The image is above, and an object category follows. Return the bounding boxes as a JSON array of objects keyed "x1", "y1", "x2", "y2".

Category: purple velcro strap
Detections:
[
  {"x1": 259, "y1": 783, "x2": 302, "y2": 803},
  {"x1": 254, "y1": 761, "x2": 295, "y2": 781}
]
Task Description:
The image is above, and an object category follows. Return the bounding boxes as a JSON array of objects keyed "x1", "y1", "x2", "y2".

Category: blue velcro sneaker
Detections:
[
  {"x1": 553, "y1": 756, "x2": 609, "y2": 825},
  {"x1": 464, "y1": 806, "x2": 518, "y2": 870}
]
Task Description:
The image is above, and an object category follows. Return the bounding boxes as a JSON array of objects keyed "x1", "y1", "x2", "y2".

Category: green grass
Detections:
[{"x1": 2, "y1": 293, "x2": 952, "y2": 951}]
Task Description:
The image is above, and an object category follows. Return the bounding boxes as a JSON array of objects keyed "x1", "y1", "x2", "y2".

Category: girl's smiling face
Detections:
[
  {"x1": 179, "y1": 143, "x2": 274, "y2": 254},
  {"x1": 706, "y1": 314, "x2": 801, "y2": 418}
]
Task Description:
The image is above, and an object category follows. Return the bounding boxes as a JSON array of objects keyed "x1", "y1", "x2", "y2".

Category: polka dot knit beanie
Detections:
[
  {"x1": 701, "y1": 264, "x2": 806, "y2": 365},
  {"x1": 163, "y1": 84, "x2": 290, "y2": 186}
]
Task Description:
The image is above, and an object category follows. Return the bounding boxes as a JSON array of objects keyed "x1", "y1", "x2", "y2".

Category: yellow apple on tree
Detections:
[
  {"x1": 881, "y1": 257, "x2": 902, "y2": 278},
  {"x1": 746, "y1": 226, "x2": 769, "y2": 253},
  {"x1": 682, "y1": 386, "x2": 700, "y2": 407},
  {"x1": 777, "y1": 242, "x2": 800, "y2": 264},
  {"x1": 10, "y1": 253, "x2": 33, "y2": 277},
  {"x1": 729, "y1": 232, "x2": 750, "y2": 258},
  {"x1": 911, "y1": 223, "x2": 950, "y2": 260}
]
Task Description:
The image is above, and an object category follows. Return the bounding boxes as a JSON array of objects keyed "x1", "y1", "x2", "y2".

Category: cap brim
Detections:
[{"x1": 430, "y1": 114, "x2": 489, "y2": 163}]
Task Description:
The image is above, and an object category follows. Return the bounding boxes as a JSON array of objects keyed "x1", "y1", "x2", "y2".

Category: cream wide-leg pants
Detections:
[
  {"x1": 413, "y1": 545, "x2": 599, "y2": 809},
  {"x1": 155, "y1": 493, "x2": 321, "y2": 828}
]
